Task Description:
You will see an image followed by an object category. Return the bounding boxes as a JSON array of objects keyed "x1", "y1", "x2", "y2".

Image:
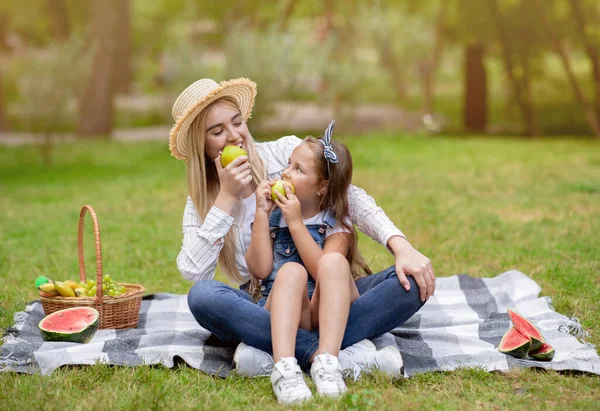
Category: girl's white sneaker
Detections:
[
  {"x1": 310, "y1": 353, "x2": 347, "y2": 398},
  {"x1": 270, "y1": 357, "x2": 313, "y2": 405}
]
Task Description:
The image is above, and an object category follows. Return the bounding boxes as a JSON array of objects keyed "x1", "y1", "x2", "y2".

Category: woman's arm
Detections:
[
  {"x1": 177, "y1": 197, "x2": 234, "y2": 282},
  {"x1": 347, "y1": 184, "x2": 435, "y2": 301}
]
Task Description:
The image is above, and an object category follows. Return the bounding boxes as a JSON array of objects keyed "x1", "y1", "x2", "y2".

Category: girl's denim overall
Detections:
[{"x1": 257, "y1": 207, "x2": 336, "y2": 307}]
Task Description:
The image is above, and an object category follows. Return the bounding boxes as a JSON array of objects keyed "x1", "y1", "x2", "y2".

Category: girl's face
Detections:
[
  {"x1": 203, "y1": 102, "x2": 251, "y2": 161},
  {"x1": 282, "y1": 143, "x2": 327, "y2": 209}
]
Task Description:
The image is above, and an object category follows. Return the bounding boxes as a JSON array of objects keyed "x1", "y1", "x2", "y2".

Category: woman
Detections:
[{"x1": 170, "y1": 78, "x2": 435, "y2": 377}]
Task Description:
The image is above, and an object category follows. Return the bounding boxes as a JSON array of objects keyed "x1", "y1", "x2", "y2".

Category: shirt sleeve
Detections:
[
  {"x1": 325, "y1": 216, "x2": 352, "y2": 239},
  {"x1": 176, "y1": 196, "x2": 234, "y2": 282},
  {"x1": 347, "y1": 184, "x2": 406, "y2": 250}
]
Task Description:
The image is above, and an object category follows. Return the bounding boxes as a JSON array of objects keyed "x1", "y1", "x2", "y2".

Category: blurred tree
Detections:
[
  {"x1": 464, "y1": 43, "x2": 487, "y2": 132},
  {"x1": 77, "y1": 0, "x2": 120, "y2": 137},
  {"x1": 113, "y1": 0, "x2": 132, "y2": 94},
  {"x1": 517, "y1": 0, "x2": 540, "y2": 136},
  {"x1": 45, "y1": 0, "x2": 71, "y2": 41},
  {"x1": 422, "y1": 1, "x2": 448, "y2": 116},
  {"x1": 0, "y1": 68, "x2": 6, "y2": 131},
  {"x1": 569, "y1": 0, "x2": 600, "y2": 124},
  {"x1": 532, "y1": 0, "x2": 600, "y2": 136},
  {"x1": 280, "y1": 0, "x2": 297, "y2": 31},
  {"x1": 0, "y1": 11, "x2": 8, "y2": 131},
  {"x1": 487, "y1": 0, "x2": 538, "y2": 136},
  {"x1": 16, "y1": 33, "x2": 92, "y2": 165}
]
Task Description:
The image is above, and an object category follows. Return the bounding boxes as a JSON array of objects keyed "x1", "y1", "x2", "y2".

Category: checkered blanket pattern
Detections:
[{"x1": 2, "y1": 270, "x2": 599, "y2": 376}]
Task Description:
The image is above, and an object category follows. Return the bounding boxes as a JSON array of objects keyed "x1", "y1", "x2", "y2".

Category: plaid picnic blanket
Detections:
[{"x1": 1, "y1": 270, "x2": 599, "y2": 376}]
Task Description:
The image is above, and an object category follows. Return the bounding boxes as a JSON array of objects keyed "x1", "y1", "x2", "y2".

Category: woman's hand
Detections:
[
  {"x1": 388, "y1": 236, "x2": 435, "y2": 302},
  {"x1": 255, "y1": 180, "x2": 275, "y2": 214},
  {"x1": 215, "y1": 152, "x2": 252, "y2": 200},
  {"x1": 274, "y1": 184, "x2": 303, "y2": 227}
]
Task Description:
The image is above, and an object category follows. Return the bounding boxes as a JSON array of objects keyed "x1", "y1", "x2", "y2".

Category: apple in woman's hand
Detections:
[
  {"x1": 220, "y1": 145, "x2": 247, "y2": 167},
  {"x1": 271, "y1": 180, "x2": 295, "y2": 202}
]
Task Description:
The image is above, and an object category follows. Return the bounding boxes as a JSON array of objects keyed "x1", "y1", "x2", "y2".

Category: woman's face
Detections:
[
  {"x1": 203, "y1": 101, "x2": 251, "y2": 161},
  {"x1": 282, "y1": 143, "x2": 325, "y2": 208}
]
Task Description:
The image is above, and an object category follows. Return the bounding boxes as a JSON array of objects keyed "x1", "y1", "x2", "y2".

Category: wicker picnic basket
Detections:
[{"x1": 40, "y1": 205, "x2": 145, "y2": 329}]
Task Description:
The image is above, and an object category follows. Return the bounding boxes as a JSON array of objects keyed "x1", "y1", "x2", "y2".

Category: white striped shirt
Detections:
[{"x1": 177, "y1": 135, "x2": 405, "y2": 284}]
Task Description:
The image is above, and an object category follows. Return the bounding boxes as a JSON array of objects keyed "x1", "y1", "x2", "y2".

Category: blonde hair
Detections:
[{"x1": 186, "y1": 96, "x2": 266, "y2": 295}]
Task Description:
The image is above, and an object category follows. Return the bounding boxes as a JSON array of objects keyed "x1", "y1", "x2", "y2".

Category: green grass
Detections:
[{"x1": 1, "y1": 135, "x2": 599, "y2": 409}]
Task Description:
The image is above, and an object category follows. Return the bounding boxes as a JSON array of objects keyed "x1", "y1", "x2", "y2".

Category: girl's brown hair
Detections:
[{"x1": 303, "y1": 137, "x2": 372, "y2": 279}]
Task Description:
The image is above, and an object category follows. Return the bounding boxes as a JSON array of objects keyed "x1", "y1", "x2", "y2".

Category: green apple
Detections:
[
  {"x1": 220, "y1": 145, "x2": 247, "y2": 167},
  {"x1": 271, "y1": 180, "x2": 296, "y2": 202}
]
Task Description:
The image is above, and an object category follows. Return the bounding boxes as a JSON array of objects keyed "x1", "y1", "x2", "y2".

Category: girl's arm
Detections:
[
  {"x1": 245, "y1": 181, "x2": 275, "y2": 280},
  {"x1": 177, "y1": 197, "x2": 234, "y2": 282}
]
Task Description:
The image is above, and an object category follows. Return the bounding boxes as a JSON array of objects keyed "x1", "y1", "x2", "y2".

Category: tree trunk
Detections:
[
  {"x1": 464, "y1": 43, "x2": 487, "y2": 132},
  {"x1": 569, "y1": 0, "x2": 600, "y2": 124},
  {"x1": 533, "y1": 0, "x2": 600, "y2": 137},
  {"x1": 76, "y1": 0, "x2": 119, "y2": 137},
  {"x1": 0, "y1": 12, "x2": 9, "y2": 52},
  {"x1": 422, "y1": 0, "x2": 448, "y2": 115},
  {"x1": 487, "y1": 0, "x2": 537, "y2": 136},
  {"x1": 0, "y1": 67, "x2": 6, "y2": 131},
  {"x1": 46, "y1": 0, "x2": 71, "y2": 41},
  {"x1": 280, "y1": 0, "x2": 296, "y2": 31},
  {"x1": 112, "y1": 0, "x2": 132, "y2": 95},
  {"x1": 518, "y1": 0, "x2": 540, "y2": 136},
  {"x1": 378, "y1": 39, "x2": 407, "y2": 101}
]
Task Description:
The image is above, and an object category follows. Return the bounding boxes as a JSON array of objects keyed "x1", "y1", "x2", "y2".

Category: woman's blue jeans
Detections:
[{"x1": 187, "y1": 265, "x2": 424, "y2": 368}]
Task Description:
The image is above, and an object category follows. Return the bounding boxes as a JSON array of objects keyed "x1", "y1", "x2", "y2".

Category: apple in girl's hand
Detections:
[
  {"x1": 271, "y1": 180, "x2": 296, "y2": 202},
  {"x1": 220, "y1": 145, "x2": 247, "y2": 167}
]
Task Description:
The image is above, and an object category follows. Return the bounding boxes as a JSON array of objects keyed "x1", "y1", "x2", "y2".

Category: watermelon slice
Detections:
[
  {"x1": 39, "y1": 307, "x2": 99, "y2": 343},
  {"x1": 507, "y1": 309, "x2": 545, "y2": 351},
  {"x1": 498, "y1": 327, "x2": 531, "y2": 358},
  {"x1": 529, "y1": 343, "x2": 555, "y2": 361}
]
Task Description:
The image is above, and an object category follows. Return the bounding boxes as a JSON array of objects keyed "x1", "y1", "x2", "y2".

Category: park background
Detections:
[{"x1": 1, "y1": 0, "x2": 599, "y2": 409}]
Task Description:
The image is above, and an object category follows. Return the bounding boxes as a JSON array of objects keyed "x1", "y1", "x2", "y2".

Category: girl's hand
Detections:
[
  {"x1": 274, "y1": 184, "x2": 302, "y2": 227},
  {"x1": 215, "y1": 152, "x2": 252, "y2": 199},
  {"x1": 255, "y1": 180, "x2": 275, "y2": 214}
]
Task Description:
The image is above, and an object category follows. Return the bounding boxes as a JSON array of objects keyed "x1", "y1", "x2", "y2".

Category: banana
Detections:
[
  {"x1": 74, "y1": 287, "x2": 88, "y2": 297},
  {"x1": 55, "y1": 281, "x2": 76, "y2": 297},
  {"x1": 64, "y1": 280, "x2": 80, "y2": 290},
  {"x1": 38, "y1": 282, "x2": 59, "y2": 296}
]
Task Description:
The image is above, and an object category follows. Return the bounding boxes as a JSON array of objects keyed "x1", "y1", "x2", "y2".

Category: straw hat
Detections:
[{"x1": 169, "y1": 78, "x2": 257, "y2": 160}]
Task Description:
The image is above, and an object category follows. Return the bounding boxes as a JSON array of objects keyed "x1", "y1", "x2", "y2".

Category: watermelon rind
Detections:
[
  {"x1": 507, "y1": 309, "x2": 545, "y2": 351},
  {"x1": 529, "y1": 343, "x2": 555, "y2": 361},
  {"x1": 498, "y1": 327, "x2": 531, "y2": 359},
  {"x1": 39, "y1": 307, "x2": 99, "y2": 344}
]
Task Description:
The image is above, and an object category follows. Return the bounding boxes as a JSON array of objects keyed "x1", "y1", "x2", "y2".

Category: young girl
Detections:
[{"x1": 246, "y1": 121, "x2": 369, "y2": 404}]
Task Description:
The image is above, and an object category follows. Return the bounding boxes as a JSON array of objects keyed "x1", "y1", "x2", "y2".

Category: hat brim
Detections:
[{"x1": 169, "y1": 78, "x2": 257, "y2": 160}]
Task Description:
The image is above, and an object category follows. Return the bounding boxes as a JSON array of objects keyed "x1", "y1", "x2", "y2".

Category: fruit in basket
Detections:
[
  {"x1": 35, "y1": 276, "x2": 52, "y2": 288},
  {"x1": 38, "y1": 282, "x2": 59, "y2": 296},
  {"x1": 64, "y1": 280, "x2": 80, "y2": 290},
  {"x1": 39, "y1": 307, "x2": 99, "y2": 343},
  {"x1": 74, "y1": 287, "x2": 88, "y2": 297},
  {"x1": 55, "y1": 281, "x2": 76, "y2": 297}
]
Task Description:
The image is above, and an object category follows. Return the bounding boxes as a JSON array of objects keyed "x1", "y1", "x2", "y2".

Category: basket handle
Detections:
[{"x1": 78, "y1": 204, "x2": 103, "y2": 301}]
